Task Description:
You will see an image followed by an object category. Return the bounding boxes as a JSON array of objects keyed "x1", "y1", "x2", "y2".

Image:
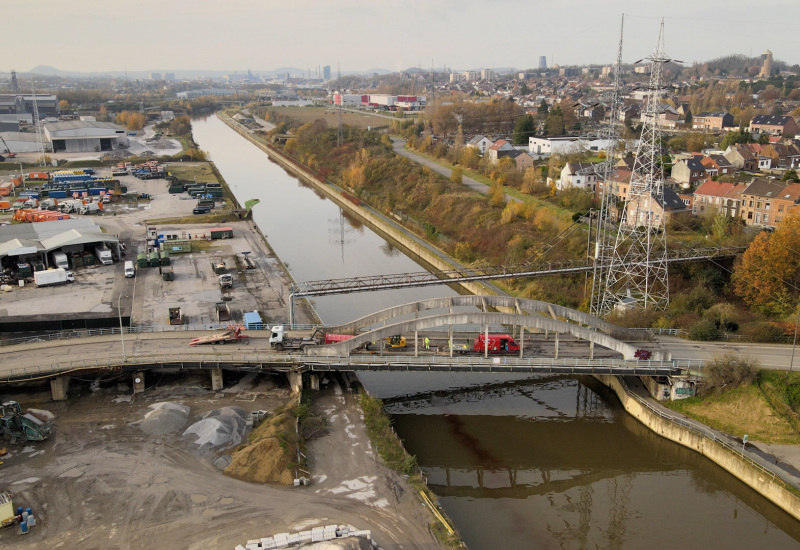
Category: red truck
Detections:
[{"x1": 451, "y1": 334, "x2": 520, "y2": 354}]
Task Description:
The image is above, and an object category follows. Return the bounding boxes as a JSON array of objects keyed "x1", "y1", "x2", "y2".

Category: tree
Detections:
[
  {"x1": 758, "y1": 133, "x2": 770, "y2": 145},
  {"x1": 512, "y1": 114, "x2": 535, "y2": 145},
  {"x1": 537, "y1": 100, "x2": 549, "y2": 116},
  {"x1": 58, "y1": 99, "x2": 70, "y2": 111},
  {"x1": 519, "y1": 83, "x2": 531, "y2": 96},
  {"x1": 719, "y1": 129, "x2": 753, "y2": 150},
  {"x1": 732, "y1": 207, "x2": 800, "y2": 315},
  {"x1": 450, "y1": 166, "x2": 463, "y2": 184},
  {"x1": 683, "y1": 108, "x2": 693, "y2": 125},
  {"x1": 782, "y1": 169, "x2": 800, "y2": 183}
]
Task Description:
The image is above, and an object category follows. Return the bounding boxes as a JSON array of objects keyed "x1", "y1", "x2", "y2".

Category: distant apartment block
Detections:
[{"x1": 333, "y1": 93, "x2": 426, "y2": 111}]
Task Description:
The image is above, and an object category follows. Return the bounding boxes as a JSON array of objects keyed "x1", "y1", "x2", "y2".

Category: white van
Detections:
[{"x1": 124, "y1": 261, "x2": 135, "y2": 278}]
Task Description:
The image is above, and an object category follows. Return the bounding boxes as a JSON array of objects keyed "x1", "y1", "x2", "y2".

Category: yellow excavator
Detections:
[{"x1": 385, "y1": 335, "x2": 407, "y2": 348}]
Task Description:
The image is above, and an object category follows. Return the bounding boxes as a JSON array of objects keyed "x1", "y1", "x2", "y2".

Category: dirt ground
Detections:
[{"x1": 0, "y1": 374, "x2": 445, "y2": 550}]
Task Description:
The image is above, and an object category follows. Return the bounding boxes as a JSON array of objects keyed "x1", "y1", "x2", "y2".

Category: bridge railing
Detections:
[
  {"x1": 0, "y1": 353, "x2": 703, "y2": 383},
  {"x1": 617, "y1": 377, "x2": 798, "y2": 493},
  {"x1": 0, "y1": 323, "x2": 322, "y2": 347}
]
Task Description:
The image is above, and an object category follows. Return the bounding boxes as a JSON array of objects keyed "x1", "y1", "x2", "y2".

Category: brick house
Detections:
[
  {"x1": 724, "y1": 144, "x2": 760, "y2": 171},
  {"x1": 771, "y1": 183, "x2": 800, "y2": 225},
  {"x1": 749, "y1": 114, "x2": 798, "y2": 137},
  {"x1": 486, "y1": 139, "x2": 515, "y2": 163},
  {"x1": 692, "y1": 180, "x2": 736, "y2": 215},
  {"x1": 623, "y1": 187, "x2": 689, "y2": 227},
  {"x1": 692, "y1": 111, "x2": 734, "y2": 131},
  {"x1": 739, "y1": 178, "x2": 791, "y2": 228},
  {"x1": 499, "y1": 149, "x2": 535, "y2": 172},
  {"x1": 700, "y1": 154, "x2": 737, "y2": 178}
]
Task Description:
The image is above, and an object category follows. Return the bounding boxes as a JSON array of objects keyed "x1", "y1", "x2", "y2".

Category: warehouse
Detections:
[
  {"x1": 0, "y1": 131, "x2": 47, "y2": 153},
  {"x1": 0, "y1": 218, "x2": 120, "y2": 272},
  {"x1": 43, "y1": 121, "x2": 129, "y2": 153}
]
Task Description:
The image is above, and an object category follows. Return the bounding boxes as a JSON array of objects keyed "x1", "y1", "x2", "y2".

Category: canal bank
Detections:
[{"x1": 597, "y1": 374, "x2": 800, "y2": 522}]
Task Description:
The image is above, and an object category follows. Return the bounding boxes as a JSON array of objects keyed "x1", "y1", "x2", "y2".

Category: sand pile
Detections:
[
  {"x1": 225, "y1": 407, "x2": 295, "y2": 485},
  {"x1": 139, "y1": 402, "x2": 190, "y2": 435},
  {"x1": 182, "y1": 407, "x2": 247, "y2": 450}
]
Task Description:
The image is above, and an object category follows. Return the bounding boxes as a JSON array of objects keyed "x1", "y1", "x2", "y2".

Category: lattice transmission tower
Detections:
[
  {"x1": 589, "y1": 14, "x2": 625, "y2": 317},
  {"x1": 597, "y1": 19, "x2": 672, "y2": 314},
  {"x1": 31, "y1": 79, "x2": 47, "y2": 167}
]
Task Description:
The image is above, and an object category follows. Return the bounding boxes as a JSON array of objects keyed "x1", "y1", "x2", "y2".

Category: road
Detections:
[
  {"x1": 390, "y1": 137, "x2": 522, "y2": 203},
  {"x1": 657, "y1": 335, "x2": 797, "y2": 370}
]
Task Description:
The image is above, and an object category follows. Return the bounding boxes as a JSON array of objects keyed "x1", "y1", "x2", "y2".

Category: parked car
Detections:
[{"x1": 193, "y1": 207, "x2": 210, "y2": 215}]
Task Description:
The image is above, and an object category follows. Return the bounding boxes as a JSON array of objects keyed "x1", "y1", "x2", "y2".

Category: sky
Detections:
[{"x1": 6, "y1": 0, "x2": 800, "y2": 75}]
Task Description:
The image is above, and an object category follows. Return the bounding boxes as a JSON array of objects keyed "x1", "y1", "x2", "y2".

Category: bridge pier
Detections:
[
  {"x1": 414, "y1": 329, "x2": 418, "y2": 357},
  {"x1": 554, "y1": 333, "x2": 559, "y2": 359},
  {"x1": 210, "y1": 368, "x2": 224, "y2": 391},
  {"x1": 50, "y1": 375, "x2": 71, "y2": 401},
  {"x1": 287, "y1": 371, "x2": 303, "y2": 394},
  {"x1": 589, "y1": 340, "x2": 595, "y2": 360},
  {"x1": 519, "y1": 327, "x2": 525, "y2": 358},
  {"x1": 309, "y1": 374, "x2": 320, "y2": 391},
  {"x1": 133, "y1": 372, "x2": 145, "y2": 395}
]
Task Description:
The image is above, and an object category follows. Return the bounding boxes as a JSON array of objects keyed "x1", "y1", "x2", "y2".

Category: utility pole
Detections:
[
  {"x1": 336, "y1": 64, "x2": 343, "y2": 147},
  {"x1": 30, "y1": 78, "x2": 46, "y2": 167}
]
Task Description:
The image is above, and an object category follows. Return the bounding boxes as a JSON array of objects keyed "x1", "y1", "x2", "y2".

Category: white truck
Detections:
[
  {"x1": 95, "y1": 245, "x2": 113, "y2": 265},
  {"x1": 269, "y1": 325, "x2": 321, "y2": 352},
  {"x1": 124, "y1": 260, "x2": 135, "y2": 277},
  {"x1": 79, "y1": 202, "x2": 101, "y2": 215},
  {"x1": 34, "y1": 268, "x2": 75, "y2": 287},
  {"x1": 52, "y1": 251, "x2": 69, "y2": 269}
]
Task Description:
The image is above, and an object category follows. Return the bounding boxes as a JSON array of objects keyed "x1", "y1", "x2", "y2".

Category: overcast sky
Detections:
[{"x1": 7, "y1": 0, "x2": 800, "y2": 75}]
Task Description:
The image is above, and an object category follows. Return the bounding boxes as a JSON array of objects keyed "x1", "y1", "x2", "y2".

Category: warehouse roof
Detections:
[
  {"x1": 0, "y1": 219, "x2": 118, "y2": 258},
  {"x1": 43, "y1": 121, "x2": 124, "y2": 132}
]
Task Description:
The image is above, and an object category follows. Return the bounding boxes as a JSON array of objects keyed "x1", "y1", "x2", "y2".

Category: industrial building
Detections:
[
  {"x1": 332, "y1": 93, "x2": 426, "y2": 111},
  {"x1": 43, "y1": 120, "x2": 129, "y2": 153},
  {"x1": 0, "y1": 94, "x2": 59, "y2": 117},
  {"x1": 0, "y1": 131, "x2": 44, "y2": 153},
  {"x1": 0, "y1": 218, "x2": 120, "y2": 272}
]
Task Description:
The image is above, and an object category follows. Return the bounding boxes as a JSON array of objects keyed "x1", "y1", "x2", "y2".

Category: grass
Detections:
[
  {"x1": 265, "y1": 106, "x2": 392, "y2": 130},
  {"x1": 665, "y1": 369, "x2": 800, "y2": 445},
  {"x1": 165, "y1": 161, "x2": 220, "y2": 184},
  {"x1": 399, "y1": 143, "x2": 574, "y2": 221}
]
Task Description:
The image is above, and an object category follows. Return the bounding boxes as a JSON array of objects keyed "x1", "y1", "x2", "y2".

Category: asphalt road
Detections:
[{"x1": 657, "y1": 335, "x2": 797, "y2": 370}]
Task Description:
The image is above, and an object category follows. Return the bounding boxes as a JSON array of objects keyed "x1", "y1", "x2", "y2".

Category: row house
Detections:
[
  {"x1": 700, "y1": 154, "x2": 737, "y2": 178},
  {"x1": 692, "y1": 180, "x2": 748, "y2": 218},
  {"x1": 670, "y1": 155, "x2": 706, "y2": 188},
  {"x1": 724, "y1": 144, "x2": 760, "y2": 172},
  {"x1": 623, "y1": 187, "x2": 689, "y2": 227},
  {"x1": 759, "y1": 142, "x2": 800, "y2": 169},
  {"x1": 738, "y1": 179, "x2": 800, "y2": 229},
  {"x1": 692, "y1": 111, "x2": 734, "y2": 132},
  {"x1": 749, "y1": 115, "x2": 798, "y2": 137}
]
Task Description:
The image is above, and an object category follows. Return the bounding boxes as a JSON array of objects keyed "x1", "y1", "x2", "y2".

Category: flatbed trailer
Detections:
[{"x1": 189, "y1": 326, "x2": 249, "y2": 346}]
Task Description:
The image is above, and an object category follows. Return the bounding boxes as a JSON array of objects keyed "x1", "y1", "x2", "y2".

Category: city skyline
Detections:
[{"x1": 6, "y1": 0, "x2": 800, "y2": 75}]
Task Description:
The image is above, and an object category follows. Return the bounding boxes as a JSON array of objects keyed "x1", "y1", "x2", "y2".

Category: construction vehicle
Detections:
[
  {"x1": 241, "y1": 251, "x2": 256, "y2": 269},
  {"x1": 0, "y1": 402, "x2": 52, "y2": 444},
  {"x1": 189, "y1": 326, "x2": 249, "y2": 346},
  {"x1": 219, "y1": 273, "x2": 233, "y2": 288},
  {"x1": 385, "y1": 335, "x2": 407, "y2": 348},
  {"x1": 0, "y1": 135, "x2": 15, "y2": 158},
  {"x1": 268, "y1": 326, "x2": 354, "y2": 352},
  {"x1": 168, "y1": 307, "x2": 185, "y2": 325}
]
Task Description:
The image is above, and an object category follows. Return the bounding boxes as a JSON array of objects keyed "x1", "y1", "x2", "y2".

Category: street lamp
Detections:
[{"x1": 118, "y1": 292, "x2": 126, "y2": 362}]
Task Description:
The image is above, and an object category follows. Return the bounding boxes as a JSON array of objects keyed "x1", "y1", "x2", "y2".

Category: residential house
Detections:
[
  {"x1": 501, "y1": 150, "x2": 535, "y2": 172},
  {"x1": 739, "y1": 178, "x2": 790, "y2": 229},
  {"x1": 749, "y1": 115, "x2": 798, "y2": 137},
  {"x1": 466, "y1": 135, "x2": 492, "y2": 155},
  {"x1": 558, "y1": 162, "x2": 599, "y2": 191},
  {"x1": 692, "y1": 111, "x2": 734, "y2": 132},
  {"x1": 670, "y1": 155, "x2": 707, "y2": 188},
  {"x1": 486, "y1": 139, "x2": 514, "y2": 163},
  {"x1": 692, "y1": 180, "x2": 736, "y2": 215},
  {"x1": 724, "y1": 144, "x2": 760, "y2": 171},
  {"x1": 618, "y1": 104, "x2": 641, "y2": 124},
  {"x1": 623, "y1": 187, "x2": 689, "y2": 227},
  {"x1": 641, "y1": 104, "x2": 681, "y2": 129},
  {"x1": 700, "y1": 154, "x2": 737, "y2": 178},
  {"x1": 722, "y1": 183, "x2": 748, "y2": 218},
  {"x1": 760, "y1": 142, "x2": 800, "y2": 169},
  {"x1": 771, "y1": 183, "x2": 800, "y2": 225}
]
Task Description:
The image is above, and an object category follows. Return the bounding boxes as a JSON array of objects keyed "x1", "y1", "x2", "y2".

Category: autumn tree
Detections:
[
  {"x1": 732, "y1": 207, "x2": 800, "y2": 315},
  {"x1": 58, "y1": 99, "x2": 70, "y2": 111}
]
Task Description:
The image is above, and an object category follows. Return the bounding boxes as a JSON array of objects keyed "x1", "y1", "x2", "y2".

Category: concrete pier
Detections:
[
  {"x1": 50, "y1": 375, "x2": 71, "y2": 401},
  {"x1": 287, "y1": 371, "x2": 303, "y2": 394},
  {"x1": 133, "y1": 372, "x2": 145, "y2": 394},
  {"x1": 211, "y1": 368, "x2": 224, "y2": 391}
]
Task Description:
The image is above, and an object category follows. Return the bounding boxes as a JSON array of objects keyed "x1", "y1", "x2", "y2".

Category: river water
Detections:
[{"x1": 191, "y1": 115, "x2": 800, "y2": 549}]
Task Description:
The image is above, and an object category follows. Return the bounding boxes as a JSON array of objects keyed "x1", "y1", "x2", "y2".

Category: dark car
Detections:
[{"x1": 193, "y1": 207, "x2": 210, "y2": 215}]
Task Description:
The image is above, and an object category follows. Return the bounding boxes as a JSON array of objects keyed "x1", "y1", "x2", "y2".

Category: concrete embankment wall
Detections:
[
  {"x1": 218, "y1": 113, "x2": 494, "y2": 299},
  {"x1": 596, "y1": 374, "x2": 800, "y2": 521}
]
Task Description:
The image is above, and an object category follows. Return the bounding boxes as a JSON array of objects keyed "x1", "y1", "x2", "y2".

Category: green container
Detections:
[
  {"x1": 162, "y1": 266, "x2": 174, "y2": 281},
  {"x1": 148, "y1": 251, "x2": 160, "y2": 267},
  {"x1": 137, "y1": 252, "x2": 147, "y2": 268},
  {"x1": 72, "y1": 255, "x2": 84, "y2": 268},
  {"x1": 160, "y1": 249, "x2": 171, "y2": 266},
  {"x1": 168, "y1": 185, "x2": 184, "y2": 194}
]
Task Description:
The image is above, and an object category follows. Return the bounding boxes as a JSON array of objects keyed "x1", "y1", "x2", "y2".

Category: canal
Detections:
[{"x1": 191, "y1": 114, "x2": 800, "y2": 549}]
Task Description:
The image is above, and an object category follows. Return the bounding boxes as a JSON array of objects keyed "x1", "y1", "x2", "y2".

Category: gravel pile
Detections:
[
  {"x1": 139, "y1": 402, "x2": 190, "y2": 436},
  {"x1": 183, "y1": 407, "x2": 246, "y2": 450}
]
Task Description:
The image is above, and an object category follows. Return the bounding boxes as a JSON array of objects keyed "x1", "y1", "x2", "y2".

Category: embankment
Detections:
[
  {"x1": 597, "y1": 374, "x2": 800, "y2": 521},
  {"x1": 217, "y1": 112, "x2": 495, "y2": 299}
]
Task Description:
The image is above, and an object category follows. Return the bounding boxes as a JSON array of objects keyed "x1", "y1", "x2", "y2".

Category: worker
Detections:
[{"x1": 424, "y1": 337, "x2": 430, "y2": 350}]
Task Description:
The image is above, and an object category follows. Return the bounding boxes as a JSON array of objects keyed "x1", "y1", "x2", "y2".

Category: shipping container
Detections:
[
  {"x1": 210, "y1": 227, "x2": 234, "y2": 239},
  {"x1": 0, "y1": 182, "x2": 13, "y2": 195}
]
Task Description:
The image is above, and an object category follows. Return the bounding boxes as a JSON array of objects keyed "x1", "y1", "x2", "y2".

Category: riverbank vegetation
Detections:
[{"x1": 666, "y1": 356, "x2": 800, "y2": 445}]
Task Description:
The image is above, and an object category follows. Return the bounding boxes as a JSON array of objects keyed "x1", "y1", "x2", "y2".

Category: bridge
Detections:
[{"x1": 0, "y1": 296, "x2": 702, "y2": 401}]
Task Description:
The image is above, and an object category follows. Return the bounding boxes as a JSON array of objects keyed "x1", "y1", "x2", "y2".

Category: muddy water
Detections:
[{"x1": 192, "y1": 115, "x2": 800, "y2": 549}]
